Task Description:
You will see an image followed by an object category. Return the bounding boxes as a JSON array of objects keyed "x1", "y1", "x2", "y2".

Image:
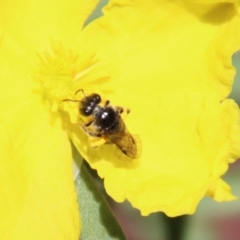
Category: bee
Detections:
[{"x1": 63, "y1": 89, "x2": 138, "y2": 159}]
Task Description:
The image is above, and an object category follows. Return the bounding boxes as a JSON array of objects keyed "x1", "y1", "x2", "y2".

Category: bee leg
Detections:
[
  {"x1": 84, "y1": 120, "x2": 93, "y2": 127},
  {"x1": 78, "y1": 117, "x2": 93, "y2": 127},
  {"x1": 81, "y1": 125, "x2": 102, "y2": 137},
  {"x1": 104, "y1": 100, "x2": 110, "y2": 107},
  {"x1": 116, "y1": 106, "x2": 123, "y2": 114},
  {"x1": 116, "y1": 106, "x2": 130, "y2": 114},
  {"x1": 87, "y1": 131, "x2": 102, "y2": 137},
  {"x1": 88, "y1": 136, "x2": 107, "y2": 149},
  {"x1": 116, "y1": 106, "x2": 130, "y2": 120}
]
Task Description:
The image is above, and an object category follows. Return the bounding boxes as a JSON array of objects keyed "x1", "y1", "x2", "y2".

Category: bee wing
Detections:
[{"x1": 106, "y1": 120, "x2": 137, "y2": 159}]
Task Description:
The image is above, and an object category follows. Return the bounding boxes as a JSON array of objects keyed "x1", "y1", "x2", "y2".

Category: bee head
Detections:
[{"x1": 80, "y1": 93, "x2": 101, "y2": 116}]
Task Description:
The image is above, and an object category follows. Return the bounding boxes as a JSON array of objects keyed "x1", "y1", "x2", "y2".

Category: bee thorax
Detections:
[{"x1": 94, "y1": 107, "x2": 119, "y2": 132}]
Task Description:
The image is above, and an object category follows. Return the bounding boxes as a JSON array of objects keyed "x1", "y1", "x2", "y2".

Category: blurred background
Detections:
[{"x1": 85, "y1": 1, "x2": 240, "y2": 239}]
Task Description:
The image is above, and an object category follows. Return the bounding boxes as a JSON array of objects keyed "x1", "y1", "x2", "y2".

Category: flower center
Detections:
[{"x1": 34, "y1": 42, "x2": 109, "y2": 123}]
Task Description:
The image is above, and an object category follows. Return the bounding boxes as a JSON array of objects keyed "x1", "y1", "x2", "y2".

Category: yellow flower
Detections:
[
  {"x1": 68, "y1": 0, "x2": 240, "y2": 216},
  {"x1": 1, "y1": 2, "x2": 240, "y2": 240},
  {"x1": 0, "y1": 0, "x2": 99, "y2": 239}
]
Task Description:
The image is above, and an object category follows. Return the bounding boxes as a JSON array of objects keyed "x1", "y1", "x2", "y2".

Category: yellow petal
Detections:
[
  {"x1": 206, "y1": 178, "x2": 237, "y2": 201},
  {"x1": 185, "y1": 0, "x2": 239, "y2": 3},
  {"x1": 0, "y1": 108, "x2": 80, "y2": 240},
  {"x1": 0, "y1": 0, "x2": 98, "y2": 56},
  {"x1": 72, "y1": 91, "x2": 240, "y2": 216},
  {"x1": 0, "y1": 32, "x2": 80, "y2": 239},
  {"x1": 71, "y1": 0, "x2": 240, "y2": 216},
  {"x1": 81, "y1": 0, "x2": 240, "y2": 99}
]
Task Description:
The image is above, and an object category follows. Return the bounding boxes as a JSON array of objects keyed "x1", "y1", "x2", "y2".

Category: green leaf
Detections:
[{"x1": 75, "y1": 162, "x2": 126, "y2": 240}]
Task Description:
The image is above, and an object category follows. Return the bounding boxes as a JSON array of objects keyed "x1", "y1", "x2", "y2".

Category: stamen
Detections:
[{"x1": 73, "y1": 62, "x2": 99, "y2": 82}]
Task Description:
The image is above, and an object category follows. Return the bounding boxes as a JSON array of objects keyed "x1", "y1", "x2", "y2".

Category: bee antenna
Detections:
[
  {"x1": 63, "y1": 99, "x2": 81, "y2": 103},
  {"x1": 75, "y1": 89, "x2": 85, "y2": 97}
]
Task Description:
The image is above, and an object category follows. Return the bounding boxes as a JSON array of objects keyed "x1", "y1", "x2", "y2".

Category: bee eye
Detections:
[
  {"x1": 80, "y1": 105, "x2": 93, "y2": 116},
  {"x1": 93, "y1": 94, "x2": 101, "y2": 104}
]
